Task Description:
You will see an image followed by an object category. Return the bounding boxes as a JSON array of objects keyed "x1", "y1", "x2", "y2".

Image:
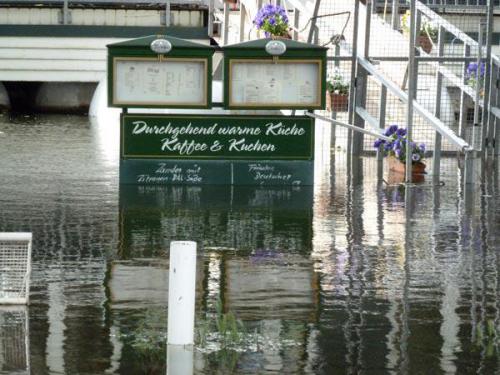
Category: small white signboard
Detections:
[
  {"x1": 113, "y1": 57, "x2": 208, "y2": 106},
  {"x1": 229, "y1": 59, "x2": 322, "y2": 107}
]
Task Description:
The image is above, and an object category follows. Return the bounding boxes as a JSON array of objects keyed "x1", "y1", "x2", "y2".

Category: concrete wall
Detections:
[
  {"x1": 0, "y1": 37, "x2": 111, "y2": 82},
  {"x1": 0, "y1": 8, "x2": 204, "y2": 27},
  {"x1": 35, "y1": 82, "x2": 98, "y2": 113}
]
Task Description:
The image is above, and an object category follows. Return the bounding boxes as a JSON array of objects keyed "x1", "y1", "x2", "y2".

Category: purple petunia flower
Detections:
[
  {"x1": 419, "y1": 143, "x2": 426, "y2": 152},
  {"x1": 412, "y1": 153, "x2": 421, "y2": 162},
  {"x1": 396, "y1": 128, "x2": 407, "y2": 137},
  {"x1": 374, "y1": 139, "x2": 383, "y2": 148},
  {"x1": 466, "y1": 62, "x2": 486, "y2": 79},
  {"x1": 384, "y1": 124, "x2": 398, "y2": 136}
]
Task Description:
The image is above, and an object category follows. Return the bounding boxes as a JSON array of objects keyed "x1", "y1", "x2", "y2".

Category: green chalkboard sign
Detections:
[
  {"x1": 120, "y1": 159, "x2": 314, "y2": 185},
  {"x1": 121, "y1": 114, "x2": 314, "y2": 160}
]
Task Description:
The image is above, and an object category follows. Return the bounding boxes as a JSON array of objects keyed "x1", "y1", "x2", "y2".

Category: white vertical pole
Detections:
[
  {"x1": 167, "y1": 241, "x2": 197, "y2": 346},
  {"x1": 167, "y1": 344, "x2": 194, "y2": 375}
]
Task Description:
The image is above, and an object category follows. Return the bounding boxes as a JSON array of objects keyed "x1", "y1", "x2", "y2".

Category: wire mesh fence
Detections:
[
  {"x1": 315, "y1": 0, "x2": 498, "y2": 179},
  {"x1": 0, "y1": 234, "x2": 32, "y2": 304},
  {"x1": 0, "y1": 308, "x2": 29, "y2": 374}
]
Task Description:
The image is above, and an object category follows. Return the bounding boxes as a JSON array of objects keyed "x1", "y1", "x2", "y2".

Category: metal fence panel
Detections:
[{"x1": 0, "y1": 233, "x2": 32, "y2": 305}]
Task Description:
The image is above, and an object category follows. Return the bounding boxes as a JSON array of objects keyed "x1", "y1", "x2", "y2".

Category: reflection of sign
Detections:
[
  {"x1": 229, "y1": 59, "x2": 321, "y2": 108},
  {"x1": 121, "y1": 115, "x2": 314, "y2": 160},
  {"x1": 113, "y1": 57, "x2": 207, "y2": 106}
]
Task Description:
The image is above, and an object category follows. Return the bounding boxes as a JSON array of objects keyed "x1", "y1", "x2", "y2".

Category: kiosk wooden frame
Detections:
[
  {"x1": 107, "y1": 35, "x2": 215, "y2": 109},
  {"x1": 222, "y1": 38, "x2": 327, "y2": 110}
]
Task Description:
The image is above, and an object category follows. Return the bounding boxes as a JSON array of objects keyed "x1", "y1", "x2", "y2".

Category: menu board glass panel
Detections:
[
  {"x1": 229, "y1": 59, "x2": 322, "y2": 107},
  {"x1": 113, "y1": 57, "x2": 207, "y2": 106}
]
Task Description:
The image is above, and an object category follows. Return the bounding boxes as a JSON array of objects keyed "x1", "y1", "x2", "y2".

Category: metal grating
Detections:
[
  {"x1": 0, "y1": 308, "x2": 29, "y2": 373},
  {"x1": 0, "y1": 233, "x2": 32, "y2": 305}
]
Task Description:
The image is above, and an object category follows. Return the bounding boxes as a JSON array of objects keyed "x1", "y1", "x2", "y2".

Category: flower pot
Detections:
[
  {"x1": 326, "y1": 92, "x2": 348, "y2": 112},
  {"x1": 417, "y1": 35, "x2": 433, "y2": 54},
  {"x1": 270, "y1": 33, "x2": 292, "y2": 40},
  {"x1": 387, "y1": 156, "x2": 426, "y2": 183}
]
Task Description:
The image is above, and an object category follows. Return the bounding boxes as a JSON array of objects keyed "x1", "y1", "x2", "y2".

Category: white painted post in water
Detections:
[
  {"x1": 167, "y1": 344, "x2": 194, "y2": 375},
  {"x1": 167, "y1": 241, "x2": 197, "y2": 346}
]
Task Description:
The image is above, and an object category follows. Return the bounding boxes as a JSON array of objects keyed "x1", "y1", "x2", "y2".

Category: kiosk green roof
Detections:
[
  {"x1": 107, "y1": 34, "x2": 215, "y2": 57},
  {"x1": 222, "y1": 38, "x2": 327, "y2": 58}
]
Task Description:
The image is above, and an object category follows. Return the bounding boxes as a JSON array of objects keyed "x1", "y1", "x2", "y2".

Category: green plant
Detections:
[
  {"x1": 195, "y1": 299, "x2": 248, "y2": 373},
  {"x1": 196, "y1": 299, "x2": 247, "y2": 348},
  {"x1": 401, "y1": 10, "x2": 438, "y2": 41},
  {"x1": 128, "y1": 308, "x2": 167, "y2": 374},
  {"x1": 466, "y1": 62, "x2": 485, "y2": 91},
  {"x1": 326, "y1": 69, "x2": 349, "y2": 95},
  {"x1": 473, "y1": 319, "x2": 498, "y2": 358}
]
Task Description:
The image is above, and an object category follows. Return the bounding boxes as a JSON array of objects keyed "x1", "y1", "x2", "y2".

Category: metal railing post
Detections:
[
  {"x1": 487, "y1": 61, "x2": 497, "y2": 157},
  {"x1": 377, "y1": 85, "x2": 387, "y2": 179},
  {"x1": 494, "y1": 63, "x2": 500, "y2": 156},
  {"x1": 165, "y1": 0, "x2": 171, "y2": 27},
  {"x1": 306, "y1": 0, "x2": 322, "y2": 44},
  {"x1": 482, "y1": 0, "x2": 494, "y2": 157},
  {"x1": 391, "y1": 0, "x2": 399, "y2": 30},
  {"x1": 59, "y1": 0, "x2": 71, "y2": 25},
  {"x1": 432, "y1": 25, "x2": 445, "y2": 183},
  {"x1": 352, "y1": 0, "x2": 371, "y2": 156},
  {"x1": 239, "y1": 3, "x2": 246, "y2": 42},
  {"x1": 458, "y1": 44, "x2": 471, "y2": 140},
  {"x1": 472, "y1": 22, "x2": 484, "y2": 153},
  {"x1": 223, "y1": 2, "x2": 230, "y2": 45},
  {"x1": 348, "y1": 0, "x2": 360, "y2": 133},
  {"x1": 293, "y1": 8, "x2": 300, "y2": 41},
  {"x1": 331, "y1": 44, "x2": 341, "y2": 150},
  {"x1": 405, "y1": 0, "x2": 417, "y2": 183},
  {"x1": 208, "y1": 0, "x2": 215, "y2": 37},
  {"x1": 464, "y1": 150, "x2": 475, "y2": 185}
]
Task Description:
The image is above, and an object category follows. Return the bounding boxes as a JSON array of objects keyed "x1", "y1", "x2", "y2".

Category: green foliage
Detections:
[
  {"x1": 401, "y1": 10, "x2": 438, "y2": 41},
  {"x1": 473, "y1": 319, "x2": 498, "y2": 358},
  {"x1": 326, "y1": 69, "x2": 349, "y2": 95},
  {"x1": 128, "y1": 308, "x2": 167, "y2": 374},
  {"x1": 197, "y1": 298, "x2": 247, "y2": 349}
]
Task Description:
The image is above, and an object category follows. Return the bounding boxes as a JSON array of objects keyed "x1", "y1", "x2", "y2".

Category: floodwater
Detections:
[{"x1": 0, "y1": 112, "x2": 499, "y2": 374}]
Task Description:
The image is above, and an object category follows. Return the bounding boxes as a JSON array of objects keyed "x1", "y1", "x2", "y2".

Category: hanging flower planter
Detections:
[
  {"x1": 417, "y1": 35, "x2": 433, "y2": 54},
  {"x1": 326, "y1": 92, "x2": 349, "y2": 112},
  {"x1": 401, "y1": 10, "x2": 437, "y2": 54},
  {"x1": 326, "y1": 69, "x2": 349, "y2": 112}
]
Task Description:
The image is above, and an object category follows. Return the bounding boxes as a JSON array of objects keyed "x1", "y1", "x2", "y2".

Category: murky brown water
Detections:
[{"x1": 0, "y1": 113, "x2": 499, "y2": 374}]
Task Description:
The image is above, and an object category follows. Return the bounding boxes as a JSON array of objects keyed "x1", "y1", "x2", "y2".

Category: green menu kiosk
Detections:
[{"x1": 107, "y1": 36, "x2": 326, "y2": 185}]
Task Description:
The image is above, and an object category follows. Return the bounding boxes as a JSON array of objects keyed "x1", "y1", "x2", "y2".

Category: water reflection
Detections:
[
  {"x1": 0, "y1": 307, "x2": 29, "y2": 375},
  {"x1": 115, "y1": 185, "x2": 316, "y2": 373},
  {"x1": 118, "y1": 185, "x2": 314, "y2": 258},
  {"x1": 0, "y1": 114, "x2": 499, "y2": 373}
]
